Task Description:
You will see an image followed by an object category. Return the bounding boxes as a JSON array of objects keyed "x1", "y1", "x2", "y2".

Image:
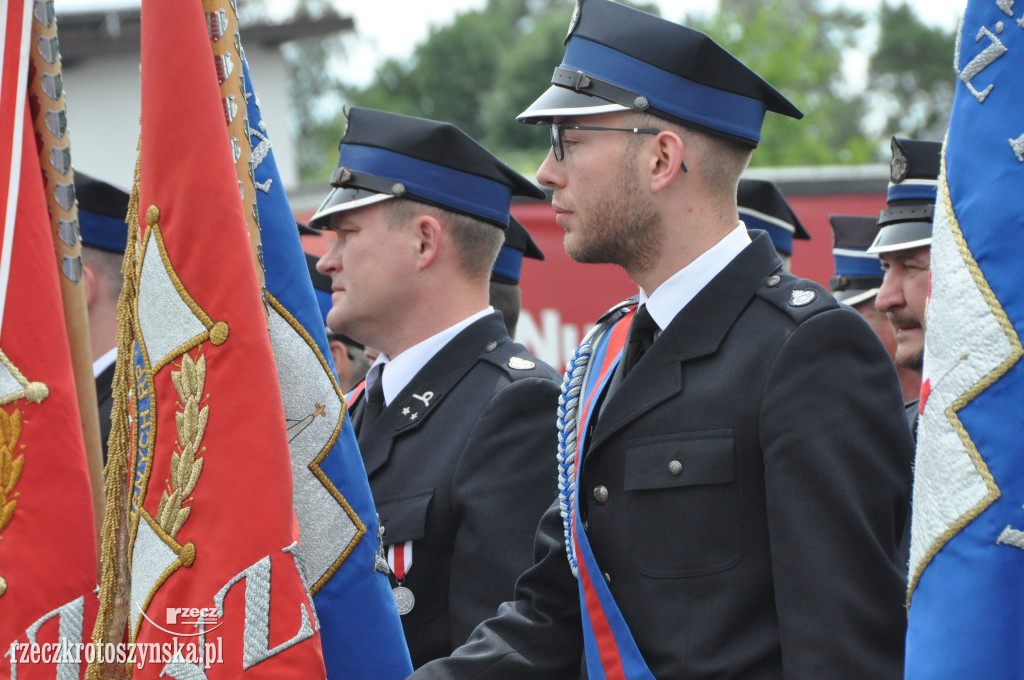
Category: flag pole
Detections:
[{"x1": 27, "y1": 0, "x2": 105, "y2": 555}]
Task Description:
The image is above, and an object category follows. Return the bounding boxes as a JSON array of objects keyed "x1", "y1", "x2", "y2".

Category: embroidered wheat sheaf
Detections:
[
  {"x1": 0, "y1": 409, "x2": 25, "y2": 537},
  {"x1": 157, "y1": 353, "x2": 207, "y2": 538}
]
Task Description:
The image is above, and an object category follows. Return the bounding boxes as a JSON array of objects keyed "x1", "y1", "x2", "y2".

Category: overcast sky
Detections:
[{"x1": 55, "y1": 0, "x2": 966, "y2": 88}]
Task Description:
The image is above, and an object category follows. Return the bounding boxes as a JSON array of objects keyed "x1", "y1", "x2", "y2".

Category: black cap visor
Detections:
[
  {"x1": 866, "y1": 221, "x2": 933, "y2": 254},
  {"x1": 308, "y1": 186, "x2": 395, "y2": 230},
  {"x1": 517, "y1": 85, "x2": 629, "y2": 123}
]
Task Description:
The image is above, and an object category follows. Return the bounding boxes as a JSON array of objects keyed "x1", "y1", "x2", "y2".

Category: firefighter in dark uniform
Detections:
[
  {"x1": 489, "y1": 215, "x2": 545, "y2": 337},
  {"x1": 869, "y1": 137, "x2": 942, "y2": 433},
  {"x1": 829, "y1": 212, "x2": 922, "y2": 406},
  {"x1": 77, "y1": 171, "x2": 130, "y2": 461},
  {"x1": 738, "y1": 177, "x2": 810, "y2": 271},
  {"x1": 310, "y1": 108, "x2": 562, "y2": 668},
  {"x1": 411, "y1": 1, "x2": 913, "y2": 678}
]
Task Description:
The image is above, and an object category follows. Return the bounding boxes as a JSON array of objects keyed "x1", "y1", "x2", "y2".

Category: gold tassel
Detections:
[{"x1": 85, "y1": 139, "x2": 142, "y2": 680}]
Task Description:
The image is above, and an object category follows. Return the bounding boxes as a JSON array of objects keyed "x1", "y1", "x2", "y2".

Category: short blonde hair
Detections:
[{"x1": 387, "y1": 199, "x2": 504, "y2": 279}]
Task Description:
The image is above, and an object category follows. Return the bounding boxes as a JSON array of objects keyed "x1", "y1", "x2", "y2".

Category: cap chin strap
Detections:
[
  {"x1": 330, "y1": 167, "x2": 408, "y2": 198},
  {"x1": 552, "y1": 66, "x2": 651, "y2": 112}
]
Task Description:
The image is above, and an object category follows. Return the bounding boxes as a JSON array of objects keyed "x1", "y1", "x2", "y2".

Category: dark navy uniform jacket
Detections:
[
  {"x1": 412, "y1": 234, "x2": 913, "y2": 679},
  {"x1": 351, "y1": 311, "x2": 561, "y2": 668}
]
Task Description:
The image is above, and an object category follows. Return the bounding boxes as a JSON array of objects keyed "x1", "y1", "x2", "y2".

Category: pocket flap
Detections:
[
  {"x1": 624, "y1": 430, "x2": 734, "y2": 491},
  {"x1": 376, "y1": 489, "x2": 434, "y2": 544}
]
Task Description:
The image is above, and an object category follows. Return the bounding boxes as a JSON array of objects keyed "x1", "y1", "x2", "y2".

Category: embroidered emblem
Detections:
[
  {"x1": 156, "y1": 352, "x2": 208, "y2": 539},
  {"x1": 0, "y1": 409, "x2": 25, "y2": 539},
  {"x1": 508, "y1": 356, "x2": 535, "y2": 370},
  {"x1": 0, "y1": 349, "x2": 49, "y2": 406},
  {"x1": 412, "y1": 391, "x2": 434, "y2": 408},
  {"x1": 401, "y1": 407, "x2": 410, "y2": 416},
  {"x1": 790, "y1": 289, "x2": 817, "y2": 307},
  {"x1": 891, "y1": 138, "x2": 909, "y2": 183},
  {"x1": 566, "y1": 0, "x2": 582, "y2": 41}
]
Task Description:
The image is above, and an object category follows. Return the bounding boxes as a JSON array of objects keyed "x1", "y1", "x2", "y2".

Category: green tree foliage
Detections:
[
  {"x1": 684, "y1": 0, "x2": 875, "y2": 166},
  {"x1": 868, "y1": 1, "x2": 957, "y2": 141}
]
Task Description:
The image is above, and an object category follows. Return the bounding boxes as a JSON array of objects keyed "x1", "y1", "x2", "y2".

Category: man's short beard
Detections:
[
  {"x1": 566, "y1": 168, "x2": 662, "y2": 273},
  {"x1": 897, "y1": 349, "x2": 924, "y2": 374}
]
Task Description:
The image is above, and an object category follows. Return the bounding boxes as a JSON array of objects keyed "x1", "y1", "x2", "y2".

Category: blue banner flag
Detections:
[
  {"x1": 238, "y1": 52, "x2": 412, "y2": 680},
  {"x1": 905, "y1": 1, "x2": 1024, "y2": 677}
]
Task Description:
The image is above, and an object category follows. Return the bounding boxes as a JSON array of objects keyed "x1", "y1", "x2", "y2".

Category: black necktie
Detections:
[
  {"x1": 622, "y1": 304, "x2": 658, "y2": 376},
  {"x1": 359, "y1": 366, "x2": 385, "y2": 436}
]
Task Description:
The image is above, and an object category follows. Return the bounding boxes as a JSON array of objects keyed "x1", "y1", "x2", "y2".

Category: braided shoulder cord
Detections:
[{"x1": 556, "y1": 318, "x2": 616, "y2": 577}]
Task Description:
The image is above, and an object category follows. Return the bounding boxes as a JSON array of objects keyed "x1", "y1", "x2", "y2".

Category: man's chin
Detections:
[{"x1": 896, "y1": 348, "x2": 924, "y2": 373}]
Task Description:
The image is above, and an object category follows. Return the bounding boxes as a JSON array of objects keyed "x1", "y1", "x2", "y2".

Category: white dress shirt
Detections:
[
  {"x1": 640, "y1": 224, "x2": 752, "y2": 334},
  {"x1": 366, "y1": 307, "x2": 495, "y2": 406}
]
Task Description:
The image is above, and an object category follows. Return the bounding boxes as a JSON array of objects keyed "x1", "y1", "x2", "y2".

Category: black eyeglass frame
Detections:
[{"x1": 548, "y1": 123, "x2": 661, "y2": 162}]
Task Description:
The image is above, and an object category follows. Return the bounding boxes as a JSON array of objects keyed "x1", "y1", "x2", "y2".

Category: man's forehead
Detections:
[{"x1": 879, "y1": 246, "x2": 931, "y2": 263}]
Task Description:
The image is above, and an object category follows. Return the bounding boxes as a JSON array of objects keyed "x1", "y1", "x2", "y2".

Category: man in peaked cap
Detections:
[
  {"x1": 304, "y1": 252, "x2": 371, "y2": 391},
  {"x1": 311, "y1": 107, "x2": 562, "y2": 668},
  {"x1": 869, "y1": 137, "x2": 941, "y2": 427},
  {"x1": 413, "y1": 2, "x2": 912, "y2": 678},
  {"x1": 738, "y1": 177, "x2": 810, "y2": 270},
  {"x1": 831, "y1": 214, "x2": 921, "y2": 405},
  {"x1": 490, "y1": 215, "x2": 544, "y2": 337},
  {"x1": 77, "y1": 170, "x2": 130, "y2": 461}
]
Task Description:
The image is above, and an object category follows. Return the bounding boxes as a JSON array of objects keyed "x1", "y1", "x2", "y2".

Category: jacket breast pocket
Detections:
[
  {"x1": 624, "y1": 430, "x2": 741, "y2": 578},
  {"x1": 376, "y1": 489, "x2": 434, "y2": 545}
]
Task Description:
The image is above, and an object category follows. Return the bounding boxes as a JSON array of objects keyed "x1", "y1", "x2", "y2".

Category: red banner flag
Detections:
[
  {"x1": 0, "y1": 110, "x2": 99, "y2": 680},
  {"x1": 89, "y1": 0, "x2": 327, "y2": 677}
]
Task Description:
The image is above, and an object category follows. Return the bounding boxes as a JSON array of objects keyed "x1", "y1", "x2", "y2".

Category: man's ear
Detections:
[
  {"x1": 413, "y1": 213, "x2": 443, "y2": 270},
  {"x1": 82, "y1": 262, "x2": 99, "y2": 308},
  {"x1": 648, "y1": 130, "x2": 686, "y2": 193}
]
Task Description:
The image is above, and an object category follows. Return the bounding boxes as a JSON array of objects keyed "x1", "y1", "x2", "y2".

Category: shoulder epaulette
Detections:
[{"x1": 754, "y1": 272, "x2": 837, "y2": 322}]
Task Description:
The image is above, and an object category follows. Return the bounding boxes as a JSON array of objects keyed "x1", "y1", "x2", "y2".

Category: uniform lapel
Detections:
[
  {"x1": 589, "y1": 234, "x2": 781, "y2": 451},
  {"x1": 360, "y1": 312, "x2": 509, "y2": 477}
]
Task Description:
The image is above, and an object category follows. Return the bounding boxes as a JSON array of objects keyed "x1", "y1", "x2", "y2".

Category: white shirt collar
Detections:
[
  {"x1": 93, "y1": 346, "x2": 118, "y2": 379},
  {"x1": 640, "y1": 224, "x2": 751, "y2": 332},
  {"x1": 366, "y1": 307, "x2": 494, "y2": 406}
]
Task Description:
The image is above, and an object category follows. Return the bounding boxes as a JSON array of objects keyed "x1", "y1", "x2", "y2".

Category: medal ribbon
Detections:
[
  {"x1": 572, "y1": 309, "x2": 656, "y2": 680},
  {"x1": 387, "y1": 541, "x2": 413, "y2": 581}
]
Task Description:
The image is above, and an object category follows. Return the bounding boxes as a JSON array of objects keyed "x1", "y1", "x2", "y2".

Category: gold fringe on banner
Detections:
[{"x1": 84, "y1": 142, "x2": 141, "y2": 680}]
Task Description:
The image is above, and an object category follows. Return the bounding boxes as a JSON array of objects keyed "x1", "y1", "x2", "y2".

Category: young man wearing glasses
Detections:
[{"x1": 411, "y1": 1, "x2": 913, "y2": 678}]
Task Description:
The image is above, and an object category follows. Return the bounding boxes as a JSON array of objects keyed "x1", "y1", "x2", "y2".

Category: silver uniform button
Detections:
[
  {"x1": 485, "y1": 341, "x2": 498, "y2": 352},
  {"x1": 603, "y1": 572, "x2": 612, "y2": 585},
  {"x1": 593, "y1": 485, "x2": 609, "y2": 504},
  {"x1": 668, "y1": 460, "x2": 683, "y2": 476},
  {"x1": 766, "y1": 275, "x2": 781, "y2": 287}
]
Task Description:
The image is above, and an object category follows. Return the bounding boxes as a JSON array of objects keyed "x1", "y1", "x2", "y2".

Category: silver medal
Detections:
[{"x1": 393, "y1": 585, "x2": 415, "y2": 615}]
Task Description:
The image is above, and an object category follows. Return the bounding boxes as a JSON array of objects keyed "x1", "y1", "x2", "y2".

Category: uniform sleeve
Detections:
[
  {"x1": 760, "y1": 306, "x2": 913, "y2": 679},
  {"x1": 447, "y1": 375, "x2": 563, "y2": 645},
  {"x1": 411, "y1": 499, "x2": 584, "y2": 680}
]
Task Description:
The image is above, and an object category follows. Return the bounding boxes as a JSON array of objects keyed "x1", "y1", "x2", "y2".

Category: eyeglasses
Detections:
[{"x1": 548, "y1": 123, "x2": 661, "y2": 162}]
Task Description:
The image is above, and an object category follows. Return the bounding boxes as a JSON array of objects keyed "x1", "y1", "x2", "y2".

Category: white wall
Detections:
[{"x1": 61, "y1": 43, "x2": 298, "y2": 192}]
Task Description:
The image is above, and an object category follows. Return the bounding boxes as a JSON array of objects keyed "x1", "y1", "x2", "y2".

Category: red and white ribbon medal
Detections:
[{"x1": 388, "y1": 541, "x2": 415, "y2": 615}]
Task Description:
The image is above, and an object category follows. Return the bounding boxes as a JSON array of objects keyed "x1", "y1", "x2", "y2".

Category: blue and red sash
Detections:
[
  {"x1": 558, "y1": 308, "x2": 656, "y2": 680},
  {"x1": 346, "y1": 379, "x2": 366, "y2": 407}
]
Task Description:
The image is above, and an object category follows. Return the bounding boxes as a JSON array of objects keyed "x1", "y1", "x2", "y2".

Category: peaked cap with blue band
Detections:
[
  {"x1": 492, "y1": 216, "x2": 544, "y2": 285},
  {"x1": 829, "y1": 214, "x2": 885, "y2": 306},
  {"x1": 309, "y1": 108, "x2": 544, "y2": 230},
  {"x1": 76, "y1": 170, "x2": 130, "y2": 254},
  {"x1": 737, "y1": 178, "x2": 808, "y2": 256},
  {"x1": 516, "y1": 0, "x2": 803, "y2": 147},
  {"x1": 867, "y1": 137, "x2": 941, "y2": 254}
]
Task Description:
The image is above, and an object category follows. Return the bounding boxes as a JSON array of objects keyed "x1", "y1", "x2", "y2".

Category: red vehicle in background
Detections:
[{"x1": 300, "y1": 166, "x2": 889, "y2": 370}]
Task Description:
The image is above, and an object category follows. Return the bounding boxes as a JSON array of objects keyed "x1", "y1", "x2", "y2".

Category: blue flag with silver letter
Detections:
[
  {"x1": 905, "y1": 1, "x2": 1024, "y2": 676},
  {"x1": 238, "y1": 54, "x2": 412, "y2": 679}
]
